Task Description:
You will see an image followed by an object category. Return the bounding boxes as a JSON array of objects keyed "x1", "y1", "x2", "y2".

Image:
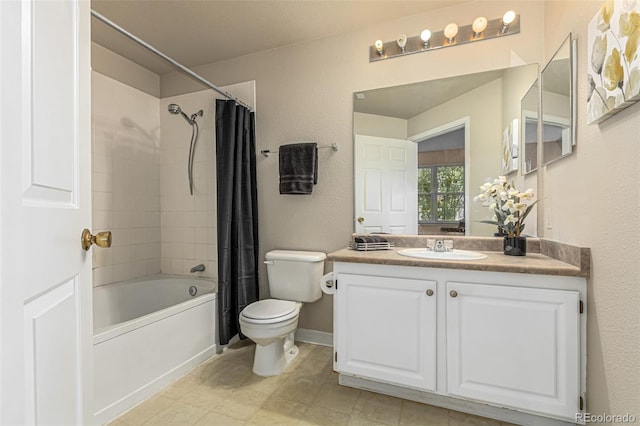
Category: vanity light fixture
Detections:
[
  {"x1": 397, "y1": 34, "x2": 408, "y2": 53},
  {"x1": 369, "y1": 10, "x2": 520, "y2": 62},
  {"x1": 420, "y1": 29, "x2": 432, "y2": 48},
  {"x1": 443, "y1": 23, "x2": 459, "y2": 44},
  {"x1": 472, "y1": 16, "x2": 488, "y2": 38}
]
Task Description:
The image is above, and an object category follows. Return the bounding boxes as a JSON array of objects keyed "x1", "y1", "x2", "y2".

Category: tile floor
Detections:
[{"x1": 109, "y1": 341, "x2": 515, "y2": 426}]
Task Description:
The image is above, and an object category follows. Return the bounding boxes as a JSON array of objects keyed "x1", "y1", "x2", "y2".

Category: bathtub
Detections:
[{"x1": 93, "y1": 275, "x2": 217, "y2": 425}]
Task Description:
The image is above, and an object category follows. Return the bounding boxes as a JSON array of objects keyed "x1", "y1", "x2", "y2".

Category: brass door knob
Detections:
[
  {"x1": 450, "y1": 290, "x2": 458, "y2": 298},
  {"x1": 81, "y1": 229, "x2": 112, "y2": 251},
  {"x1": 357, "y1": 217, "x2": 365, "y2": 223},
  {"x1": 426, "y1": 289, "x2": 434, "y2": 296}
]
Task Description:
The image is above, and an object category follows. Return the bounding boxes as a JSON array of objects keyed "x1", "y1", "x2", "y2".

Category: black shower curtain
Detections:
[{"x1": 216, "y1": 99, "x2": 259, "y2": 345}]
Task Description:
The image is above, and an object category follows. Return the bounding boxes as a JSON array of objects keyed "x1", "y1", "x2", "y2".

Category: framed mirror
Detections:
[
  {"x1": 353, "y1": 63, "x2": 538, "y2": 236},
  {"x1": 521, "y1": 79, "x2": 539, "y2": 174},
  {"x1": 541, "y1": 33, "x2": 576, "y2": 166}
]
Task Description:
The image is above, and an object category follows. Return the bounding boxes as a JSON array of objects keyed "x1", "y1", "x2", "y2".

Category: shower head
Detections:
[
  {"x1": 168, "y1": 103, "x2": 204, "y2": 125},
  {"x1": 168, "y1": 104, "x2": 182, "y2": 115},
  {"x1": 168, "y1": 103, "x2": 195, "y2": 124}
]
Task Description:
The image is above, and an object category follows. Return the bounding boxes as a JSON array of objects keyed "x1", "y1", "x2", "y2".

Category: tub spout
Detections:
[{"x1": 190, "y1": 264, "x2": 205, "y2": 273}]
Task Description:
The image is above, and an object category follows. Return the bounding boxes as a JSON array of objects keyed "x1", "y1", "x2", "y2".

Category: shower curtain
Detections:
[{"x1": 216, "y1": 99, "x2": 259, "y2": 345}]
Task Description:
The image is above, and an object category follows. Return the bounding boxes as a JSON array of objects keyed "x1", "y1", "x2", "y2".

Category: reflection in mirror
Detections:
[
  {"x1": 521, "y1": 80, "x2": 539, "y2": 174},
  {"x1": 353, "y1": 63, "x2": 538, "y2": 236},
  {"x1": 541, "y1": 34, "x2": 576, "y2": 165}
]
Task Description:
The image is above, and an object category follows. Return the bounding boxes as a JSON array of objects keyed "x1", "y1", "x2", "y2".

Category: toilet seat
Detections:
[{"x1": 240, "y1": 299, "x2": 300, "y2": 324}]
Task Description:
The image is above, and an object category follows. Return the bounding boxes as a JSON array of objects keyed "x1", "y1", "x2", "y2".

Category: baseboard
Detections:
[{"x1": 295, "y1": 328, "x2": 333, "y2": 347}]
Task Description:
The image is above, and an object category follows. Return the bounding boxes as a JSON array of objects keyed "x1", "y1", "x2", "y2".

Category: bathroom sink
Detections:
[{"x1": 396, "y1": 248, "x2": 487, "y2": 261}]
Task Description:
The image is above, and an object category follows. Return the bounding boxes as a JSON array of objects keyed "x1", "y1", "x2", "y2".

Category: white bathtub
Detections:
[{"x1": 93, "y1": 275, "x2": 217, "y2": 425}]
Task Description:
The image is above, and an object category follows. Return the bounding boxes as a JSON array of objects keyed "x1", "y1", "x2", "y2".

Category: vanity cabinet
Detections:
[
  {"x1": 334, "y1": 273, "x2": 437, "y2": 391},
  {"x1": 332, "y1": 262, "x2": 586, "y2": 424}
]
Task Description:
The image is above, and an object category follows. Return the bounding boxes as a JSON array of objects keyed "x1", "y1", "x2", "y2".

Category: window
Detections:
[{"x1": 418, "y1": 165, "x2": 464, "y2": 223}]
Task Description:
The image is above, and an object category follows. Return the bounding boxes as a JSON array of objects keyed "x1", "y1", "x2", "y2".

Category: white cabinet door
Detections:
[
  {"x1": 335, "y1": 273, "x2": 436, "y2": 391},
  {"x1": 446, "y1": 281, "x2": 580, "y2": 419},
  {"x1": 354, "y1": 135, "x2": 418, "y2": 234}
]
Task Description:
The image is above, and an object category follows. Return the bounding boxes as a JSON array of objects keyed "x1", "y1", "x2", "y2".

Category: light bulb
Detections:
[
  {"x1": 420, "y1": 29, "x2": 432, "y2": 47},
  {"x1": 501, "y1": 10, "x2": 516, "y2": 33},
  {"x1": 444, "y1": 23, "x2": 458, "y2": 43},
  {"x1": 375, "y1": 39, "x2": 384, "y2": 55},
  {"x1": 396, "y1": 34, "x2": 407, "y2": 52},
  {"x1": 472, "y1": 16, "x2": 488, "y2": 37},
  {"x1": 502, "y1": 10, "x2": 516, "y2": 25}
]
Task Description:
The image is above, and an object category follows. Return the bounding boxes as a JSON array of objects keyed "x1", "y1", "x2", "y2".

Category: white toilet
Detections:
[{"x1": 239, "y1": 250, "x2": 326, "y2": 376}]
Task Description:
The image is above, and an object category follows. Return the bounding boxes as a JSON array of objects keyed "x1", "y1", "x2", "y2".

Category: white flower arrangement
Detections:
[{"x1": 474, "y1": 176, "x2": 538, "y2": 238}]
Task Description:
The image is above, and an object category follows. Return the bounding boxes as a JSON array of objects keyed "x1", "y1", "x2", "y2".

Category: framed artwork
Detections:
[
  {"x1": 587, "y1": 0, "x2": 640, "y2": 124},
  {"x1": 502, "y1": 118, "x2": 519, "y2": 175}
]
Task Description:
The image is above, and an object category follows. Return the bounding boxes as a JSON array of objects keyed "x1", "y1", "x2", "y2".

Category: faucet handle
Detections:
[{"x1": 444, "y1": 240, "x2": 454, "y2": 251}]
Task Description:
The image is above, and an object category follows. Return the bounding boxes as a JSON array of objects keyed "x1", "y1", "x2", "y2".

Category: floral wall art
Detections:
[{"x1": 587, "y1": 0, "x2": 640, "y2": 124}]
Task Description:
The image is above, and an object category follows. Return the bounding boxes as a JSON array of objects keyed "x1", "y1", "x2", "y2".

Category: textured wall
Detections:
[{"x1": 542, "y1": 0, "x2": 640, "y2": 418}]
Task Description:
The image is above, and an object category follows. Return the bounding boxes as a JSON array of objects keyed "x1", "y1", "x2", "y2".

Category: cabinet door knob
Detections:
[
  {"x1": 449, "y1": 290, "x2": 458, "y2": 298},
  {"x1": 426, "y1": 289, "x2": 434, "y2": 296}
]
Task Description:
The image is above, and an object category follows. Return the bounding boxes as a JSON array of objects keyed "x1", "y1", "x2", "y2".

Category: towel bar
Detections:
[{"x1": 260, "y1": 143, "x2": 338, "y2": 157}]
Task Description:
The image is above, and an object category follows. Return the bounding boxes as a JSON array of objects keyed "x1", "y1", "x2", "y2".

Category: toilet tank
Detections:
[{"x1": 265, "y1": 250, "x2": 326, "y2": 303}]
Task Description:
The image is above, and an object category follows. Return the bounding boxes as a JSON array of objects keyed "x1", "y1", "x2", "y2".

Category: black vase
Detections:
[{"x1": 503, "y1": 236, "x2": 526, "y2": 256}]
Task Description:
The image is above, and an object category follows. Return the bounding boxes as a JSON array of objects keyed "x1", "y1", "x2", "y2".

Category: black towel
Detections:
[{"x1": 279, "y1": 142, "x2": 318, "y2": 194}]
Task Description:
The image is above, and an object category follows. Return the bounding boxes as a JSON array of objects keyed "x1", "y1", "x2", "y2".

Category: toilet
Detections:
[{"x1": 239, "y1": 250, "x2": 326, "y2": 376}]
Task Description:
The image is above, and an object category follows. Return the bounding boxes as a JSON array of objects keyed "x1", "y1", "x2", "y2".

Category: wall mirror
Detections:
[
  {"x1": 521, "y1": 79, "x2": 539, "y2": 174},
  {"x1": 353, "y1": 63, "x2": 538, "y2": 237},
  {"x1": 541, "y1": 33, "x2": 576, "y2": 166}
]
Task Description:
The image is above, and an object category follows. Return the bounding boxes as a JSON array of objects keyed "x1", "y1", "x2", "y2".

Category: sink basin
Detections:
[{"x1": 397, "y1": 248, "x2": 487, "y2": 261}]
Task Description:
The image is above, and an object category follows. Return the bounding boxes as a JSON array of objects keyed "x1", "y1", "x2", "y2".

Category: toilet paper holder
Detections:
[{"x1": 320, "y1": 272, "x2": 336, "y2": 294}]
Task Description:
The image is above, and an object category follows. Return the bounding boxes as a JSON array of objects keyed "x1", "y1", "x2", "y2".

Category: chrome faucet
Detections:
[
  {"x1": 190, "y1": 264, "x2": 205, "y2": 273},
  {"x1": 433, "y1": 239, "x2": 453, "y2": 252}
]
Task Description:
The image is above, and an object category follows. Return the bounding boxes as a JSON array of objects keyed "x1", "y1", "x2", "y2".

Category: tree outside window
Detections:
[{"x1": 418, "y1": 165, "x2": 464, "y2": 223}]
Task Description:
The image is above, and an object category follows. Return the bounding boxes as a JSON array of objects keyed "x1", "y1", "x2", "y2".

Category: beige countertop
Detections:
[{"x1": 327, "y1": 247, "x2": 588, "y2": 278}]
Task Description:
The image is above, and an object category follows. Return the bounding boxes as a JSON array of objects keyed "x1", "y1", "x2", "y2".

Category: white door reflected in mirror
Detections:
[{"x1": 354, "y1": 135, "x2": 417, "y2": 234}]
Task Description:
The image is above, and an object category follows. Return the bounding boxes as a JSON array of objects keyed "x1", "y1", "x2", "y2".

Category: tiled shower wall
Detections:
[
  {"x1": 92, "y1": 72, "x2": 162, "y2": 286},
  {"x1": 92, "y1": 75, "x2": 253, "y2": 286},
  {"x1": 159, "y1": 91, "x2": 217, "y2": 278}
]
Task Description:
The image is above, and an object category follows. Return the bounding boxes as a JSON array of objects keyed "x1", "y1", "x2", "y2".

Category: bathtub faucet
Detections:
[{"x1": 190, "y1": 264, "x2": 206, "y2": 273}]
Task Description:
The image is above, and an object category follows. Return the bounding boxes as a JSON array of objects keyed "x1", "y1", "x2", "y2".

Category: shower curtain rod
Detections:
[{"x1": 91, "y1": 9, "x2": 254, "y2": 112}]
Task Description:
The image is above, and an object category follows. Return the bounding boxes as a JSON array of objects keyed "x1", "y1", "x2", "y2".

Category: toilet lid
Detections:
[{"x1": 241, "y1": 299, "x2": 298, "y2": 321}]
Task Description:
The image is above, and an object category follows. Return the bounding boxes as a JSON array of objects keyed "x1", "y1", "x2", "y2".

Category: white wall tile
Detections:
[
  {"x1": 93, "y1": 81, "x2": 219, "y2": 287},
  {"x1": 92, "y1": 192, "x2": 113, "y2": 211}
]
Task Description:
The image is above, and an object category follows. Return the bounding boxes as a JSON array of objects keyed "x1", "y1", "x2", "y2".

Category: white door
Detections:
[
  {"x1": 335, "y1": 273, "x2": 437, "y2": 391},
  {"x1": 0, "y1": 1, "x2": 93, "y2": 424},
  {"x1": 354, "y1": 135, "x2": 417, "y2": 234},
  {"x1": 446, "y1": 282, "x2": 580, "y2": 420}
]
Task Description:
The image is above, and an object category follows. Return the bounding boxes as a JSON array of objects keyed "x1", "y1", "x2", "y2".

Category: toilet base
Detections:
[{"x1": 252, "y1": 332, "x2": 299, "y2": 376}]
